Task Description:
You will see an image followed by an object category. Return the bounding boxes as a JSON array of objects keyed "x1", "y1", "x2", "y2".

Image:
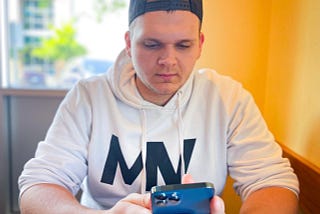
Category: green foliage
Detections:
[
  {"x1": 37, "y1": 0, "x2": 51, "y2": 8},
  {"x1": 30, "y1": 1, "x2": 127, "y2": 62},
  {"x1": 31, "y1": 23, "x2": 87, "y2": 61}
]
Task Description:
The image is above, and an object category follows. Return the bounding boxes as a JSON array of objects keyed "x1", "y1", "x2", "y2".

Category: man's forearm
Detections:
[
  {"x1": 20, "y1": 183, "x2": 105, "y2": 214},
  {"x1": 240, "y1": 187, "x2": 298, "y2": 214}
]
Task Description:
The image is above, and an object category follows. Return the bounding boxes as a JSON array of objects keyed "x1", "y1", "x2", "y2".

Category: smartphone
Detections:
[{"x1": 151, "y1": 182, "x2": 215, "y2": 214}]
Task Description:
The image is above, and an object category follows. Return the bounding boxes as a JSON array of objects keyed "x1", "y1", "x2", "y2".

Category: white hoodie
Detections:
[{"x1": 19, "y1": 50, "x2": 299, "y2": 209}]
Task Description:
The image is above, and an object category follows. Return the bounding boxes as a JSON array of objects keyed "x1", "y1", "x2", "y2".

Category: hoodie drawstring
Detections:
[
  {"x1": 177, "y1": 91, "x2": 185, "y2": 179},
  {"x1": 140, "y1": 109, "x2": 147, "y2": 193}
]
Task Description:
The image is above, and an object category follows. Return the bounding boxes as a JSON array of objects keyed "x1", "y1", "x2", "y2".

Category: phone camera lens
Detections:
[
  {"x1": 169, "y1": 192, "x2": 180, "y2": 202},
  {"x1": 155, "y1": 192, "x2": 167, "y2": 200}
]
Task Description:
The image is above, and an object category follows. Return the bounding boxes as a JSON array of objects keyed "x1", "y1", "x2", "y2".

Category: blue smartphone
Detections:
[{"x1": 151, "y1": 182, "x2": 215, "y2": 214}]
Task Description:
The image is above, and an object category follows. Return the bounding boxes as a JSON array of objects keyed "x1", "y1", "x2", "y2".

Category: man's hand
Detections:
[
  {"x1": 112, "y1": 174, "x2": 225, "y2": 214},
  {"x1": 106, "y1": 193, "x2": 152, "y2": 214},
  {"x1": 182, "y1": 174, "x2": 225, "y2": 214},
  {"x1": 20, "y1": 184, "x2": 152, "y2": 214}
]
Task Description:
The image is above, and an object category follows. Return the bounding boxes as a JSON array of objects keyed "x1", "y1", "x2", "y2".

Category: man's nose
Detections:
[{"x1": 158, "y1": 47, "x2": 177, "y2": 66}]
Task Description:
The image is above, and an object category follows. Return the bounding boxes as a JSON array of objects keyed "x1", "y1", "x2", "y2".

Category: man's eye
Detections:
[
  {"x1": 177, "y1": 43, "x2": 191, "y2": 49},
  {"x1": 144, "y1": 41, "x2": 160, "y2": 49}
]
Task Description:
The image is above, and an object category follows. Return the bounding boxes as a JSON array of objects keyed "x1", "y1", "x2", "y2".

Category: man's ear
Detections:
[
  {"x1": 199, "y1": 32, "x2": 205, "y2": 48},
  {"x1": 125, "y1": 31, "x2": 132, "y2": 57},
  {"x1": 197, "y1": 32, "x2": 205, "y2": 59}
]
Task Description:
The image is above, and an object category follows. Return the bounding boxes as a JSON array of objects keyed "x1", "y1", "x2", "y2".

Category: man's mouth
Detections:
[{"x1": 157, "y1": 73, "x2": 177, "y2": 81}]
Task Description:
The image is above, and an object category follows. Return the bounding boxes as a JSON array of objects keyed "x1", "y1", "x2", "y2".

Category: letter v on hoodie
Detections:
[{"x1": 18, "y1": 50, "x2": 299, "y2": 210}]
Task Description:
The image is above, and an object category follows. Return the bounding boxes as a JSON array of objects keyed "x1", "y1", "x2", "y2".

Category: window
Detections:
[{"x1": 1, "y1": 0, "x2": 129, "y2": 89}]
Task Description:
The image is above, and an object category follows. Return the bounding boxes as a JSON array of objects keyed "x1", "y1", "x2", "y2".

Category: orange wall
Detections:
[
  {"x1": 198, "y1": 0, "x2": 320, "y2": 168},
  {"x1": 196, "y1": 0, "x2": 271, "y2": 111},
  {"x1": 264, "y1": 0, "x2": 320, "y2": 167},
  {"x1": 198, "y1": 1, "x2": 320, "y2": 212}
]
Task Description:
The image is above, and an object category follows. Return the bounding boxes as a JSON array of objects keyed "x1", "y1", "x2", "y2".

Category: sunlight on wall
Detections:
[
  {"x1": 198, "y1": 0, "x2": 320, "y2": 169},
  {"x1": 264, "y1": 0, "x2": 320, "y2": 167},
  {"x1": 196, "y1": 0, "x2": 271, "y2": 111},
  {"x1": 198, "y1": 0, "x2": 320, "y2": 212}
]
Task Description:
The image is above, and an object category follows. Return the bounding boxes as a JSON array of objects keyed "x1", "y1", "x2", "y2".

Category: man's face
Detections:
[{"x1": 125, "y1": 10, "x2": 204, "y2": 105}]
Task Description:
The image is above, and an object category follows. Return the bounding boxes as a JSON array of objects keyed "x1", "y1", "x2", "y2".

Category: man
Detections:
[{"x1": 19, "y1": 0, "x2": 299, "y2": 213}]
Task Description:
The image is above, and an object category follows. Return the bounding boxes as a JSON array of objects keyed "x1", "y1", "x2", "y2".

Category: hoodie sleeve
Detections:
[
  {"x1": 226, "y1": 86, "x2": 299, "y2": 201},
  {"x1": 18, "y1": 81, "x2": 92, "y2": 197}
]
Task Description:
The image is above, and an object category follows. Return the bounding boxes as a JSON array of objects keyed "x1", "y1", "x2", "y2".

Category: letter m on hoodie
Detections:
[{"x1": 101, "y1": 135, "x2": 196, "y2": 191}]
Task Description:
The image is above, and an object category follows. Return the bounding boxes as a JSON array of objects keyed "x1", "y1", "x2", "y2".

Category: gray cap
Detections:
[{"x1": 129, "y1": 0, "x2": 203, "y2": 25}]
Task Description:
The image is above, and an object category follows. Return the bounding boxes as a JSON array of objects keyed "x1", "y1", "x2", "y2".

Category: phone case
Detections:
[{"x1": 151, "y1": 182, "x2": 215, "y2": 214}]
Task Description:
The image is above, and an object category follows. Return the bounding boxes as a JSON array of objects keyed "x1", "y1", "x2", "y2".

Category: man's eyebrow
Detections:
[
  {"x1": 142, "y1": 38, "x2": 196, "y2": 43},
  {"x1": 143, "y1": 38, "x2": 160, "y2": 42},
  {"x1": 178, "y1": 39, "x2": 195, "y2": 43}
]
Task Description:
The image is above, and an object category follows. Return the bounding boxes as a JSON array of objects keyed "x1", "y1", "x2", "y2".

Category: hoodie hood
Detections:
[{"x1": 106, "y1": 49, "x2": 195, "y2": 110}]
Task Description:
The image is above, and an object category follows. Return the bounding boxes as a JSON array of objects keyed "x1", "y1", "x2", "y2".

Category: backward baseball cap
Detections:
[{"x1": 128, "y1": 0, "x2": 203, "y2": 25}]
